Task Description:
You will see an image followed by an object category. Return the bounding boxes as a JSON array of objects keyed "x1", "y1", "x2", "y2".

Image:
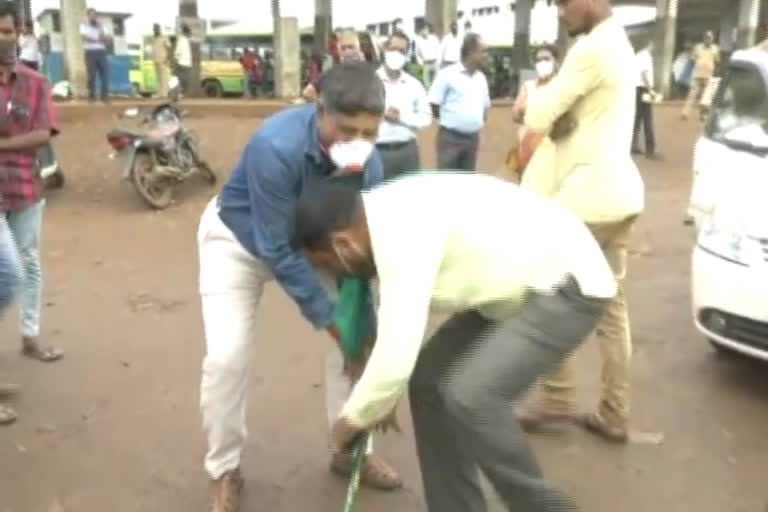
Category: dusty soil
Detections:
[{"x1": 0, "y1": 103, "x2": 766, "y2": 512}]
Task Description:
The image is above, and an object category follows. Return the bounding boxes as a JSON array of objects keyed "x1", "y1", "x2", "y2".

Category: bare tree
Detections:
[{"x1": 178, "y1": 0, "x2": 201, "y2": 96}]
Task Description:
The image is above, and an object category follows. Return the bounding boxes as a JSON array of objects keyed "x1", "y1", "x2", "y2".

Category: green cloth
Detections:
[{"x1": 333, "y1": 277, "x2": 372, "y2": 360}]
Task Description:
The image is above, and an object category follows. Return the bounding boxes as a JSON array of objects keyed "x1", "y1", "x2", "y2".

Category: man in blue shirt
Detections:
[
  {"x1": 198, "y1": 62, "x2": 401, "y2": 512},
  {"x1": 428, "y1": 33, "x2": 491, "y2": 171}
]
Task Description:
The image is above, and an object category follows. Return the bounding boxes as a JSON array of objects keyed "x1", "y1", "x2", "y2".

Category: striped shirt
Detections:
[{"x1": 0, "y1": 64, "x2": 55, "y2": 211}]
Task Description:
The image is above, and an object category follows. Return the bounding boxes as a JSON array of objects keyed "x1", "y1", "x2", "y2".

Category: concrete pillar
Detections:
[
  {"x1": 426, "y1": 0, "x2": 458, "y2": 37},
  {"x1": 60, "y1": 0, "x2": 88, "y2": 99},
  {"x1": 736, "y1": 0, "x2": 761, "y2": 48},
  {"x1": 273, "y1": 0, "x2": 300, "y2": 99},
  {"x1": 513, "y1": 0, "x2": 533, "y2": 70},
  {"x1": 179, "y1": 0, "x2": 202, "y2": 96},
  {"x1": 653, "y1": 0, "x2": 677, "y2": 98},
  {"x1": 314, "y1": 0, "x2": 332, "y2": 57}
]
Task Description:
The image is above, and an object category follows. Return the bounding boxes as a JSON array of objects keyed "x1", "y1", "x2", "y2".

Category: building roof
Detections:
[{"x1": 36, "y1": 8, "x2": 133, "y2": 22}]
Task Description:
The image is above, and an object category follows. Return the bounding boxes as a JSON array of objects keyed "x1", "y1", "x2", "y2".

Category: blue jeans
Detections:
[
  {"x1": 2, "y1": 200, "x2": 44, "y2": 337},
  {"x1": 0, "y1": 219, "x2": 22, "y2": 314}
]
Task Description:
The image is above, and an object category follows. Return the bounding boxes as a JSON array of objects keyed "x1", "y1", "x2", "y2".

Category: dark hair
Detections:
[
  {"x1": 0, "y1": 1, "x2": 20, "y2": 29},
  {"x1": 181, "y1": 24, "x2": 191, "y2": 35},
  {"x1": 461, "y1": 33, "x2": 483, "y2": 60},
  {"x1": 320, "y1": 61, "x2": 385, "y2": 116},
  {"x1": 388, "y1": 30, "x2": 410, "y2": 48},
  {"x1": 534, "y1": 44, "x2": 558, "y2": 61},
  {"x1": 292, "y1": 182, "x2": 363, "y2": 251}
]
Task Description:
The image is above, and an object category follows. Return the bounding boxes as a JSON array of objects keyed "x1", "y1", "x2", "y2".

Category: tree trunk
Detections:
[
  {"x1": 178, "y1": 0, "x2": 202, "y2": 97},
  {"x1": 60, "y1": 0, "x2": 88, "y2": 98}
]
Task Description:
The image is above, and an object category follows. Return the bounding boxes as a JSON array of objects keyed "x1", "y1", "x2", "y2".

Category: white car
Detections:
[{"x1": 690, "y1": 49, "x2": 768, "y2": 360}]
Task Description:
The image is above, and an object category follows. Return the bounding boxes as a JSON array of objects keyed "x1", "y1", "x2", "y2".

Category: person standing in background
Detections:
[
  {"x1": 18, "y1": 20, "x2": 40, "y2": 71},
  {"x1": 79, "y1": 8, "x2": 109, "y2": 103},
  {"x1": 302, "y1": 29, "x2": 364, "y2": 102},
  {"x1": 682, "y1": 30, "x2": 719, "y2": 121},
  {"x1": 152, "y1": 23, "x2": 171, "y2": 98},
  {"x1": 672, "y1": 43, "x2": 693, "y2": 99},
  {"x1": 429, "y1": 33, "x2": 491, "y2": 171},
  {"x1": 438, "y1": 21, "x2": 461, "y2": 69},
  {"x1": 632, "y1": 39, "x2": 659, "y2": 159},
  {"x1": 376, "y1": 31, "x2": 431, "y2": 179},
  {"x1": 416, "y1": 23, "x2": 440, "y2": 88},
  {"x1": 174, "y1": 24, "x2": 193, "y2": 95},
  {"x1": 518, "y1": 0, "x2": 644, "y2": 444}
]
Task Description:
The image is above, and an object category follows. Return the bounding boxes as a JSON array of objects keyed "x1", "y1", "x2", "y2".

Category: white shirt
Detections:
[
  {"x1": 635, "y1": 48, "x2": 654, "y2": 88},
  {"x1": 376, "y1": 67, "x2": 432, "y2": 144},
  {"x1": 416, "y1": 34, "x2": 440, "y2": 63},
  {"x1": 79, "y1": 21, "x2": 106, "y2": 51},
  {"x1": 175, "y1": 35, "x2": 192, "y2": 67},
  {"x1": 340, "y1": 172, "x2": 616, "y2": 427},
  {"x1": 439, "y1": 33, "x2": 461, "y2": 66},
  {"x1": 428, "y1": 63, "x2": 490, "y2": 134},
  {"x1": 18, "y1": 34, "x2": 40, "y2": 64}
]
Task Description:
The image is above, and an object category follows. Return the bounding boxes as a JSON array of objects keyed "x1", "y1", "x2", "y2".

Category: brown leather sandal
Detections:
[{"x1": 330, "y1": 452, "x2": 402, "y2": 491}]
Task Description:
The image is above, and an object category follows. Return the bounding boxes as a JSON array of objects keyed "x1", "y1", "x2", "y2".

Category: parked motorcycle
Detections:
[{"x1": 106, "y1": 77, "x2": 216, "y2": 209}]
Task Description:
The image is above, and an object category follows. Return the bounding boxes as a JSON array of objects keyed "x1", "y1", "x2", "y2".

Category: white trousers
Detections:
[{"x1": 198, "y1": 198, "x2": 372, "y2": 479}]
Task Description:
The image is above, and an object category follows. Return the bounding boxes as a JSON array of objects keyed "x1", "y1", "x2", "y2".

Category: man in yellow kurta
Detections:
[
  {"x1": 682, "y1": 30, "x2": 720, "y2": 121},
  {"x1": 152, "y1": 23, "x2": 172, "y2": 98},
  {"x1": 519, "y1": 0, "x2": 644, "y2": 443}
]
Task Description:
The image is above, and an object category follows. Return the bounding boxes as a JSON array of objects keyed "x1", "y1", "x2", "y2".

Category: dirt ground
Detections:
[{"x1": 0, "y1": 103, "x2": 767, "y2": 512}]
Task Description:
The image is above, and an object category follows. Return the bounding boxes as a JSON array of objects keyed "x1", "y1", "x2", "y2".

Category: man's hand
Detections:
[
  {"x1": 374, "y1": 407, "x2": 402, "y2": 434},
  {"x1": 330, "y1": 416, "x2": 362, "y2": 453},
  {"x1": 384, "y1": 107, "x2": 401, "y2": 122},
  {"x1": 550, "y1": 111, "x2": 577, "y2": 141}
]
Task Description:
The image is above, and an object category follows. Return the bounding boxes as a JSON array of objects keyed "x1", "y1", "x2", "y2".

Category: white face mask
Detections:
[
  {"x1": 384, "y1": 50, "x2": 407, "y2": 71},
  {"x1": 329, "y1": 138, "x2": 374, "y2": 171},
  {"x1": 535, "y1": 59, "x2": 554, "y2": 79}
]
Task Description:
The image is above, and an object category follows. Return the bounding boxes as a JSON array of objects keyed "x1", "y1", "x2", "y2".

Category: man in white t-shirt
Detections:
[
  {"x1": 438, "y1": 21, "x2": 461, "y2": 68},
  {"x1": 416, "y1": 23, "x2": 440, "y2": 87},
  {"x1": 18, "y1": 20, "x2": 40, "y2": 71},
  {"x1": 632, "y1": 40, "x2": 658, "y2": 159},
  {"x1": 174, "y1": 24, "x2": 193, "y2": 94},
  {"x1": 79, "y1": 8, "x2": 110, "y2": 103}
]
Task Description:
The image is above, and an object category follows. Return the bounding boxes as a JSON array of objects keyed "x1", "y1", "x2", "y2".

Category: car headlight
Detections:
[{"x1": 697, "y1": 216, "x2": 763, "y2": 266}]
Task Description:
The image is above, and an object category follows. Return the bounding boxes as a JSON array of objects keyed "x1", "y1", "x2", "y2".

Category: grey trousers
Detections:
[
  {"x1": 377, "y1": 139, "x2": 421, "y2": 180},
  {"x1": 409, "y1": 277, "x2": 607, "y2": 512},
  {"x1": 85, "y1": 49, "x2": 109, "y2": 101},
  {"x1": 437, "y1": 126, "x2": 480, "y2": 171}
]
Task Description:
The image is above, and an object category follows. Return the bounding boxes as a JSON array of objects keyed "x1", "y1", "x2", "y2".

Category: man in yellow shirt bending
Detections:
[
  {"x1": 292, "y1": 172, "x2": 616, "y2": 512},
  {"x1": 519, "y1": 0, "x2": 644, "y2": 443}
]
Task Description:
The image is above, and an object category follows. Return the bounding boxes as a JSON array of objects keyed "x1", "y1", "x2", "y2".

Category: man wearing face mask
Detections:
[
  {"x1": 292, "y1": 173, "x2": 616, "y2": 512},
  {"x1": 199, "y1": 62, "x2": 402, "y2": 512},
  {"x1": 375, "y1": 31, "x2": 431, "y2": 179},
  {"x1": 0, "y1": 1, "x2": 63, "y2": 427}
]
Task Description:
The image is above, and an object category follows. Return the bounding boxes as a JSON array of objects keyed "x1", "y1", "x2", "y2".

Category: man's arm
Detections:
[
  {"x1": 244, "y1": 136, "x2": 335, "y2": 328},
  {"x1": 428, "y1": 70, "x2": 447, "y2": 120},
  {"x1": 483, "y1": 73, "x2": 491, "y2": 122},
  {"x1": 340, "y1": 226, "x2": 445, "y2": 428},
  {"x1": 398, "y1": 80, "x2": 432, "y2": 130},
  {"x1": 524, "y1": 43, "x2": 603, "y2": 135}
]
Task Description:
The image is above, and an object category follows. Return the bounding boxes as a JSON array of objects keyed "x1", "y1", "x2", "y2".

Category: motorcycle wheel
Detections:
[{"x1": 131, "y1": 151, "x2": 173, "y2": 209}]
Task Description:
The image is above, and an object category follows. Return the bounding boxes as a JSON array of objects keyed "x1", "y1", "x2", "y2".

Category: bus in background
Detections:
[{"x1": 132, "y1": 25, "x2": 313, "y2": 98}]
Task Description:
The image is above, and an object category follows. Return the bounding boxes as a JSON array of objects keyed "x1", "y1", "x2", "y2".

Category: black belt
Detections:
[
  {"x1": 376, "y1": 140, "x2": 415, "y2": 150},
  {"x1": 439, "y1": 126, "x2": 479, "y2": 138}
]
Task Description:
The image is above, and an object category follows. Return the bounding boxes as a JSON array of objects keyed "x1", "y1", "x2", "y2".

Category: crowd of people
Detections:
[{"x1": 3, "y1": 0, "x2": 768, "y2": 511}]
